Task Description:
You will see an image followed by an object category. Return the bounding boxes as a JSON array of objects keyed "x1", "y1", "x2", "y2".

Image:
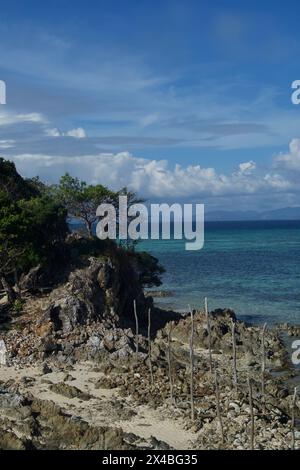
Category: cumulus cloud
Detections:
[
  {"x1": 238, "y1": 160, "x2": 256, "y2": 174},
  {"x1": 66, "y1": 127, "x2": 86, "y2": 138},
  {"x1": 7, "y1": 148, "x2": 294, "y2": 201},
  {"x1": 46, "y1": 127, "x2": 86, "y2": 138},
  {"x1": 274, "y1": 138, "x2": 300, "y2": 171}
]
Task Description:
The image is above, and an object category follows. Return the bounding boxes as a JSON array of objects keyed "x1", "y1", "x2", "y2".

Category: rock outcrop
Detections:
[
  {"x1": 0, "y1": 384, "x2": 170, "y2": 450},
  {"x1": 0, "y1": 386, "x2": 125, "y2": 450},
  {"x1": 39, "y1": 256, "x2": 148, "y2": 334},
  {"x1": 0, "y1": 339, "x2": 7, "y2": 365}
]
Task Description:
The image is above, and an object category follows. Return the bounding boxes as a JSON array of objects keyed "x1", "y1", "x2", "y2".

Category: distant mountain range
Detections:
[
  {"x1": 69, "y1": 207, "x2": 300, "y2": 225},
  {"x1": 205, "y1": 207, "x2": 300, "y2": 221}
]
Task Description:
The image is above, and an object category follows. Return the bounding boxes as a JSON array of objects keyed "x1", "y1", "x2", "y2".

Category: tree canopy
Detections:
[
  {"x1": 0, "y1": 159, "x2": 68, "y2": 299},
  {"x1": 54, "y1": 173, "x2": 116, "y2": 237},
  {"x1": 0, "y1": 159, "x2": 164, "y2": 301}
]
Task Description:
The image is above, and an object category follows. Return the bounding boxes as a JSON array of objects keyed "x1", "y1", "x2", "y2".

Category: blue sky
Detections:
[{"x1": 1, "y1": 0, "x2": 300, "y2": 210}]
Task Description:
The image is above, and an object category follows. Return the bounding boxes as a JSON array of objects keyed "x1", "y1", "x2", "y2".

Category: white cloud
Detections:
[
  {"x1": 46, "y1": 127, "x2": 86, "y2": 138},
  {"x1": 46, "y1": 128, "x2": 61, "y2": 137},
  {"x1": 0, "y1": 110, "x2": 45, "y2": 127},
  {"x1": 0, "y1": 139, "x2": 15, "y2": 149},
  {"x1": 7, "y1": 148, "x2": 294, "y2": 201},
  {"x1": 239, "y1": 160, "x2": 256, "y2": 174},
  {"x1": 263, "y1": 173, "x2": 292, "y2": 190},
  {"x1": 66, "y1": 127, "x2": 86, "y2": 138},
  {"x1": 139, "y1": 114, "x2": 160, "y2": 127},
  {"x1": 274, "y1": 138, "x2": 300, "y2": 171}
]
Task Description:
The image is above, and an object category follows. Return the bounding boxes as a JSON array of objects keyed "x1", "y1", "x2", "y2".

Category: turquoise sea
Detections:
[{"x1": 138, "y1": 220, "x2": 300, "y2": 326}]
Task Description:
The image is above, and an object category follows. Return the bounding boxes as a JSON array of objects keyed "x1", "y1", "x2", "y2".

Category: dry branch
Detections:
[
  {"x1": 205, "y1": 297, "x2": 213, "y2": 374},
  {"x1": 148, "y1": 307, "x2": 154, "y2": 385},
  {"x1": 167, "y1": 325, "x2": 175, "y2": 405},
  {"x1": 248, "y1": 377, "x2": 255, "y2": 450},
  {"x1": 215, "y1": 369, "x2": 225, "y2": 444},
  {"x1": 291, "y1": 387, "x2": 298, "y2": 450},
  {"x1": 261, "y1": 323, "x2": 267, "y2": 413},
  {"x1": 231, "y1": 319, "x2": 237, "y2": 390},
  {"x1": 188, "y1": 305, "x2": 195, "y2": 421},
  {"x1": 133, "y1": 299, "x2": 139, "y2": 363}
]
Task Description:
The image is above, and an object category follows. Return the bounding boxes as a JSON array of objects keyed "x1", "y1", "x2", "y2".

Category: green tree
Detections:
[
  {"x1": 0, "y1": 158, "x2": 38, "y2": 199},
  {"x1": 116, "y1": 187, "x2": 145, "y2": 250},
  {"x1": 134, "y1": 251, "x2": 165, "y2": 287},
  {"x1": 55, "y1": 173, "x2": 116, "y2": 237},
  {"x1": 0, "y1": 159, "x2": 68, "y2": 301},
  {"x1": 0, "y1": 194, "x2": 68, "y2": 298}
]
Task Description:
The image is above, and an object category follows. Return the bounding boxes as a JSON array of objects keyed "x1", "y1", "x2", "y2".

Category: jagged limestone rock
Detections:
[{"x1": 0, "y1": 339, "x2": 8, "y2": 366}]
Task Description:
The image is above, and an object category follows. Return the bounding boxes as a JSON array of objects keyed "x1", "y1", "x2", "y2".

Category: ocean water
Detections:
[{"x1": 138, "y1": 220, "x2": 300, "y2": 325}]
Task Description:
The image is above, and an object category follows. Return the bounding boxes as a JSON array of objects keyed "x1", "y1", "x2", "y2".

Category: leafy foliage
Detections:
[
  {"x1": 133, "y1": 251, "x2": 165, "y2": 287},
  {"x1": 0, "y1": 160, "x2": 68, "y2": 297},
  {"x1": 0, "y1": 159, "x2": 165, "y2": 297},
  {"x1": 0, "y1": 158, "x2": 38, "y2": 200},
  {"x1": 54, "y1": 173, "x2": 116, "y2": 237}
]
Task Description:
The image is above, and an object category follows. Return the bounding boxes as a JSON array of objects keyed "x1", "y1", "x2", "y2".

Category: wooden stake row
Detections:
[{"x1": 133, "y1": 299, "x2": 299, "y2": 450}]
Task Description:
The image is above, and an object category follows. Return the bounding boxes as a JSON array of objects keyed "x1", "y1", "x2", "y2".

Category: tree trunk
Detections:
[
  {"x1": 133, "y1": 299, "x2": 139, "y2": 363},
  {"x1": 189, "y1": 305, "x2": 195, "y2": 421},
  {"x1": 215, "y1": 370, "x2": 225, "y2": 444},
  {"x1": 167, "y1": 326, "x2": 175, "y2": 405},
  {"x1": 231, "y1": 319, "x2": 238, "y2": 391},
  {"x1": 0, "y1": 274, "x2": 16, "y2": 303},
  {"x1": 248, "y1": 377, "x2": 255, "y2": 450},
  {"x1": 261, "y1": 323, "x2": 267, "y2": 413},
  {"x1": 85, "y1": 220, "x2": 93, "y2": 238},
  {"x1": 14, "y1": 267, "x2": 21, "y2": 299},
  {"x1": 205, "y1": 297, "x2": 213, "y2": 374},
  {"x1": 291, "y1": 387, "x2": 298, "y2": 450},
  {"x1": 148, "y1": 308, "x2": 154, "y2": 386}
]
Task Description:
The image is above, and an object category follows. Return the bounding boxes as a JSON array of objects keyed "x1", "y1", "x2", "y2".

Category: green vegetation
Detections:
[
  {"x1": 133, "y1": 251, "x2": 165, "y2": 288},
  {"x1": 0, "y1": 158, "x2": 164, "y2": 303},
  {"x1": 0, "y1": 158, "x2": 68, "y2": 301},
  {"x1": 54, "y1": 173, "x2": 115, "y2": 237}
]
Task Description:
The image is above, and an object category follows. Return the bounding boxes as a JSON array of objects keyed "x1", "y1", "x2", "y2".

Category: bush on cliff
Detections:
[
  {"x1": 0, "y1": 159, "x2": 68, "y2": 300},
  {"x1": 53, "y1": 173, "x2": 115, "y2": 238},
  {"x1": 0, "y1": 158, "x2": 164, "y2": 303}
]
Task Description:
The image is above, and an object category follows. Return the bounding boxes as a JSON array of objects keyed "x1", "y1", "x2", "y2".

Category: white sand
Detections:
[{"x1": 0, "y1": 362, "x2": 198, "y2": 449}]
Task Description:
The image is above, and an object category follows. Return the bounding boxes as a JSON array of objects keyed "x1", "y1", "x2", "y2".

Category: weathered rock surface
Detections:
[
  {"x1": 170, "y1": 308, "x2": 285, "y2": 365},
  {"x1": 40, "y1": 256, "x2": 147, "y2": 334},
  {"x1": 0, "y1": 339, "x2": 7, "y2": 365},
  {"x1": 0, "y1": 385, "x2": 169, "y2": 450},
  {"x1": 49, "y1": 382, "x2": 91, "y2": 400},
  {"x1": 1, "y1": 250, "x2": 299, "y2": 450}
]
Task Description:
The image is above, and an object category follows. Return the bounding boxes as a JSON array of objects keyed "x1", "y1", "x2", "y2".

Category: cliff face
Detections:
[
  {"x1": 1, "y1": 251, "x2": 152, "y2": 365},
  {"x1": 39, "y1": 255, "x2": 149, "y2": 334}
]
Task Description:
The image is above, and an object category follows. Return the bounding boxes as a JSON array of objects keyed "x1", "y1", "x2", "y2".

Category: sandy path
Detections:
[{"x1": 0, "y1": 362, "x2": 198, "y2": 449}]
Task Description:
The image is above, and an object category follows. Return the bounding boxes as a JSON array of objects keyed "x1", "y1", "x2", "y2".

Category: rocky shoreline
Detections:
[{"x1": 0, "y1": 256, "x2": 299, "y2": 450}]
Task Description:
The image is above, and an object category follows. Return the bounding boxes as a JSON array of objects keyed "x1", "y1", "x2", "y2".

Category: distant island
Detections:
[{"x1": 205, "y1": 207, "x2": 300, "y2": 221}]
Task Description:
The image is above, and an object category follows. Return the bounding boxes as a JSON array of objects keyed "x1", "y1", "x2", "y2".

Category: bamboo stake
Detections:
[
  {"x1": 205, "y1": 297, "x2": 213, "y2": 374},
  {"x1": 231, "y1": 319, "x2": 237, "y2": 391},
  {"x1": 291, "y1": 387, "x2": 298, "y2": 450},
  {"x1": 148, "y1": 307, "x2": 154, "y2": 385},
  {"x1": 215, "y1": 369, "x2": 225, "y2": 444},
  {"x1": 248, "y1": 377, "x2": 255, "y2": 450},
  {"x1": 167, "y1": 325, "x2": 174, "y2": 405},
  {"x1": 133, "y1": 299, "x2": 139, "y2": 363},
  {"x1": 188, "y1": 305, "x2": 195, "y2": 421},
  {"x1": 261, "y1": 323, "x2": 267, "y2": 413}
]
